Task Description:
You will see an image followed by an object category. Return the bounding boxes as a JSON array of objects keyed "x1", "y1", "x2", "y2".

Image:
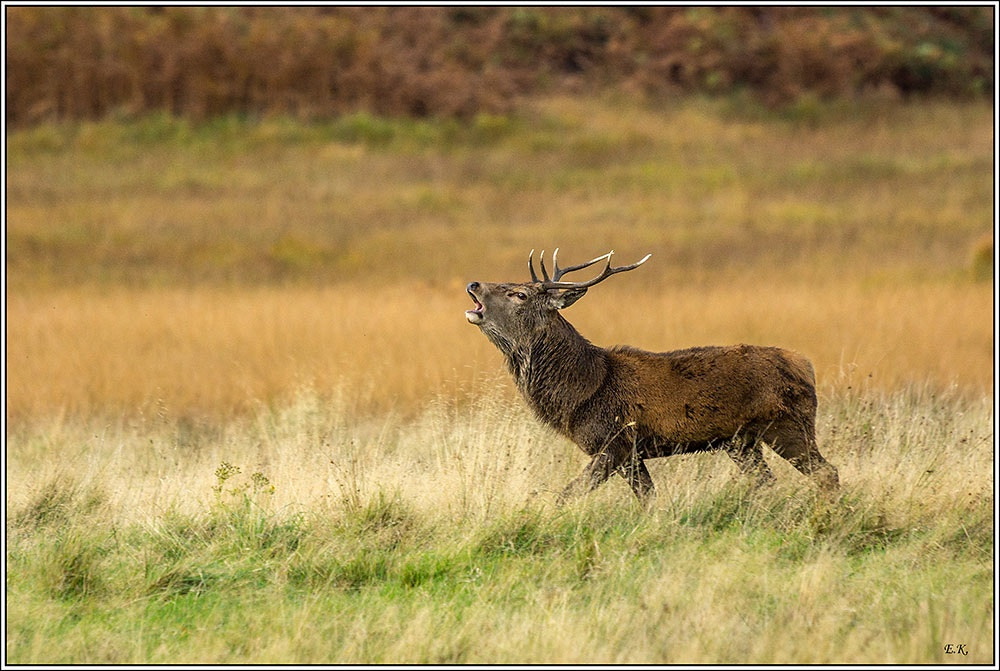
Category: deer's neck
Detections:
[{"x1": 509, "y1": 315, "x2": 608, "y2": 432}]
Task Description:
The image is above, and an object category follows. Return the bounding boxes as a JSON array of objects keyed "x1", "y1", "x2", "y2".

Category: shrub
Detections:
[
  {"x1": 969, "y1": 233, "x2": 994, "y2": 282},
  {"x1": 5, "y1": 7, "x2": 993, "y2": 126}
]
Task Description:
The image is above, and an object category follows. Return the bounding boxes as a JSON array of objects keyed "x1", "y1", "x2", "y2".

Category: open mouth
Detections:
[{"x1": 466, "y1": 289, "x2": 485, "y2": 324}]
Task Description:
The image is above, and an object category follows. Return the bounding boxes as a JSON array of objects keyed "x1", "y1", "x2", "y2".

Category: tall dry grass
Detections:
[{"x1": 5, "y1": 279, "x2": 993, "y2": 422}]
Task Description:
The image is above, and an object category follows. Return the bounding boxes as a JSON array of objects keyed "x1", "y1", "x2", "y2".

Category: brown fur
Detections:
[{"x1": 466, "y1": 266, "x2": 839, "y2": 505}]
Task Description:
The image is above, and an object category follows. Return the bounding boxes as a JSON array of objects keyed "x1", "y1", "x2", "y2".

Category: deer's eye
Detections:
[{"x1": 509, "y1": 291, "x2": 527, "y2": 301}]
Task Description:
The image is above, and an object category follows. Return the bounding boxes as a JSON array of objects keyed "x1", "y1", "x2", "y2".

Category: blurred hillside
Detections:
[{"x1": 6, "y1": 6, "x2": 994, "y2": 126}]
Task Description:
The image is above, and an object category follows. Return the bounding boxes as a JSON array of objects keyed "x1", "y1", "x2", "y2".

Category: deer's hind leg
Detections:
[
  {"x1": 724, "y1": 432, "x2": 775, "y2": 487},
  {"x1": 763, "y1": 418, "x2": 839, "y2": 491},
  {"x1": 618, "y1": 453, "x2": 655, "y2": 505}
]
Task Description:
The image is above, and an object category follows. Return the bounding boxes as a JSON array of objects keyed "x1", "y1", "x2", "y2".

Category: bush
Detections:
[
  {"x1": 6, "y1": 7, "x2": 993, "y2": 126},
  {"x1": 970, "y1": 233, "x2": 994, "y2": 282}
]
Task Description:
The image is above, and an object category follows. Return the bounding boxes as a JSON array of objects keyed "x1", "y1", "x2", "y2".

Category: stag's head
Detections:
[{"x1": 465, "y1": 249, "x2": 651, "y2": 347}]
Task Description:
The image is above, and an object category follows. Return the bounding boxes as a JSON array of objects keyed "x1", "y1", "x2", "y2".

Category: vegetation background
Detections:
[
  {"x1": 6, "y1": 6, "x2": 995, "y2": 124},
  {"x1": 5, "y1": 6, "x2": 996, "y2": 665}
]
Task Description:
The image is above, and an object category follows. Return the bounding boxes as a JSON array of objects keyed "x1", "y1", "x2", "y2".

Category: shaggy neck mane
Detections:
[{"x1": 506, "y1": 314, "x2": 609, "y2": 431}]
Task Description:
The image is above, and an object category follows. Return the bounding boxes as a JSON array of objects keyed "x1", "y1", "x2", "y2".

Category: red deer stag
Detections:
[{"x1": 465, "y1": 249, "x2": 839, "y2": 505}]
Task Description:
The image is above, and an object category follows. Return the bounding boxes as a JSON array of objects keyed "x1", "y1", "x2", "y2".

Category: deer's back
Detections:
[{"x1": 609, "y1": 343, "x2": 817, "y2": 442}]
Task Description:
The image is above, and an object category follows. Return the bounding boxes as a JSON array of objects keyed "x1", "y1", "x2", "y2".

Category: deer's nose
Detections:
[{"x1": 467, "y1": 282, "x2": 480, "y2": 293}]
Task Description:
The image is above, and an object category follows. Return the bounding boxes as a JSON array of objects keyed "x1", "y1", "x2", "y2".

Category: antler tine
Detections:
[
  {"x1": 609, "y1": 252, "x2": 652, "y2": 276},
  {"x1": 538, "y1": 250, "x2": 551, "y2": 282},
  {"x1": 541, "y1": 251, "x2": 651, "y2": 290},
  {"x1": 528, "y1": 249, "x2": 540, "y2": 283},
  {"x1": 551, "y1": 249, "x2": 615, "y2": 281}
]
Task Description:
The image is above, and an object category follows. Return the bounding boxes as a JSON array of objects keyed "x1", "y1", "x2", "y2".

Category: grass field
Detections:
[
  {"x1": 5, "y1": 388, "x2": 994, "y2": 664},
  {"x1": 5, "y1": 96, "x2": 996, "y2": 664},
  {"x1": 7, "y1": 96, "x2": 993, "y2": 291}
]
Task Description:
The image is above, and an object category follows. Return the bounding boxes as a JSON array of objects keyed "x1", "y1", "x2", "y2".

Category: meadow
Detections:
[
  {"x1": 5, "y1": 389, "x2": 995, "y2": 663},
  {"x1": 5, "y1": 96, "x2": 996, "y2": 664}
]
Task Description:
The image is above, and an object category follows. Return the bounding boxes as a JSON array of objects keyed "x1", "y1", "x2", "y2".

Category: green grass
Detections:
[{"x1": 6, "y1": 388, "x2": 994, "y2": 664}]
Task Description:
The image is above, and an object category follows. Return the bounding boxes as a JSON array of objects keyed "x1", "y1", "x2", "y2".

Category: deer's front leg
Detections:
[
  {"x1": 556, "y1": 449, "x2": 619, "y2": 505},
  {"x1": 556, "y1": 447, "x2": 655, "y2": 505}
]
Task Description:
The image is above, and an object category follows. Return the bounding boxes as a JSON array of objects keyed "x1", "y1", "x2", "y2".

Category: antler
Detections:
[{"x1": 528, "y1": 248, "x2": 651, "y2": 289}]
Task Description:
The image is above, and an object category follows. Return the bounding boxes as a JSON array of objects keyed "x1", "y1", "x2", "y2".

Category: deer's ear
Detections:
[{"x1": 547, "y1": 287, "x2": 587, "y2": 310}]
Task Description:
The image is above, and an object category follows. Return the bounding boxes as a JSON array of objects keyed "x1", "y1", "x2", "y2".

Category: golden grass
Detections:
[{"x1": 5, "y1": 278, "x2": 992, "y2": 422}]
